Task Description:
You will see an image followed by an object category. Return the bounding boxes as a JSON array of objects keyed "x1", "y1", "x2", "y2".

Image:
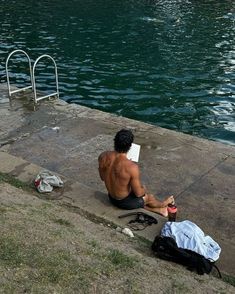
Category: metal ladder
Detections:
[
  {"x1": 32, "y1": 54, "x2": 59, "y2": 103},
  {"x1": 6, "y1": 49, "x2": 33, "y2": 97},
  {"x1": 6, "y1": 50, "x2": 59, "y2": 107}
]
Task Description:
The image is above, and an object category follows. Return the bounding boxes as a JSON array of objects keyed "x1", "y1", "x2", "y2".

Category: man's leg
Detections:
[
  {"x1": 143, "y1": 194, "x2": 174, "y2": 208},
  {"x1": 143, "y1": 194, "x2": 174, "y2": 217}
]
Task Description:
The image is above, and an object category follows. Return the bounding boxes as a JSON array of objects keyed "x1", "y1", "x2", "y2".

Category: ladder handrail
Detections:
[
  {"x1": 32, "y1": 54, "x2": 59, "y2": 105},
  {"x1": 5, "y1": 50, "x2": 59, "y2": 108},
  {"x1": 6, "y1": 49, "x2": 33, "y2": 97}
]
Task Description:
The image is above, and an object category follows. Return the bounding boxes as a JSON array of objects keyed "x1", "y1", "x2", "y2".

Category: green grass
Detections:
[
  {"x1": 0, "y1": 219, "x2": 139, "y2": 292},
  {"x1": 222, "y1": 273, "x2": 235, "y2": 287},
  {"x1": 0, "y1": 206, "x2": 8, "y2": 213},
  {"x1": 0, "y1": 236, "x2": 24, "y2": 267},
  {"x1": 0, "y1": 172, "x2": 33, "y2": 191},
  {"x1": 0, "y1": 235, "x2": 93, "y2": 291},
  {"x1": 0, "y1": 234, "x2": 140, "y2": 292},
  {"x1": 106, "y1": 249, "x2": 137, "y2": 269},
  {"x1": 52, "y1": 218, "x2": 73, "y2": 227},
  {"x1": 171, "y1": 279, "x2": 190, "y2": 293},
  {"x1": 88, "y1": 239, "x2": 100, "y2": 249}
]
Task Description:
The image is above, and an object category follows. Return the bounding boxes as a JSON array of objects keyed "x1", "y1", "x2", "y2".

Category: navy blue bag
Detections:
[{"x1": 152, "y1": 235, "x2": 221, "y2": 277}]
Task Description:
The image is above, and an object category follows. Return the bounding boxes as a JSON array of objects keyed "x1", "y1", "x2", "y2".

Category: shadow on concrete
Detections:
[{"x1": 94, "y1": 190, "x2": 111, "y2": 206}]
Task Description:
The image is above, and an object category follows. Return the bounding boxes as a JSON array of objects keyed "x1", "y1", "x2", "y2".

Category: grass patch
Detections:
[
  {"x1": 0, "y1": 235, "x2": 94, "y2": 291},
  {"x1": 222, "y1": 273, "x2": 235, "y2": 287},
  {"x1": 171, "y1": 279, "x2": 190, "y2": 293},
  {"x1": 0, "y1": 237, "x2": 24, "y2": 267},
  {"x1": 61, "y1": 202, "x2": 118, "y2": 229},
  {"x1": 0, "y1": 172, "x2": 33, "y2": 191},
  {"x1": 0, "y1": 206, "x2": 8, "y2": 213},
  {"x1": 124, "y1": 278, "x2": 141, "y2": 294},
  {"x1": 88, "y1": 239, "x2": 100, "y2": 249},
  {"x1": 52, "y1": 218, "x2": 73, "y2": 227},
  {"x1": 106, "y1": 249, "x2": 137, "y2": 269},
  {"x1": 41, "y1": 202, "x2": 53, "y2": 209}
]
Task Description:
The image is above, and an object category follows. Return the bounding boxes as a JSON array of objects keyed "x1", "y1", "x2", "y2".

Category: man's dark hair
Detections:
[{"x1": 114, "y1": 129, "x2": 134, "y2": 153}]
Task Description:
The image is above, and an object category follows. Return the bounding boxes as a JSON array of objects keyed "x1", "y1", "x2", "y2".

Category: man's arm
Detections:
[{"x1": 129, "y1": 163, "x2": 146, "y2": 197}]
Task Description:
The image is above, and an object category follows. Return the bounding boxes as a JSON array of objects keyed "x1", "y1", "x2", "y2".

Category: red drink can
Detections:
[{"x1": 167, "y1": 204, "x2": 177, "y2": 222}]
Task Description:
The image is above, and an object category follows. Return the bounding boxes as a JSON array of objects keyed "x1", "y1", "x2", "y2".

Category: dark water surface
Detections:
[{"x1": 0, "y1": 0, "x2": 234, "y2": 144}]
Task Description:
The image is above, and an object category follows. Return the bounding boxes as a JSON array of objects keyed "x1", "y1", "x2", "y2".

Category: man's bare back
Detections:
[{"x1": 98, "y1": 151, "x2": 145, "y2": 199}]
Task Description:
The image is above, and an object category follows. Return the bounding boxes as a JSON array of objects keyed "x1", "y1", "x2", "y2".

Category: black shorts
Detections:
[{"x1": 108, "y1": 191, "x2": 145, "y2": 210}]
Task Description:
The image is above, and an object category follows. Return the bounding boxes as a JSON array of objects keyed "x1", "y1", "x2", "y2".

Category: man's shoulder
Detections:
[
  {"x1": 126, "y1": 160, "x2": 139, "y2": 171},
  {"x1": 98, "y1": 151, "x2": 114, "y2": 161}
]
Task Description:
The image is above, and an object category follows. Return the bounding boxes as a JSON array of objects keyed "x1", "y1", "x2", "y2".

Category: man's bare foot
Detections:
[
  {"x1": 163, "y1": 195, "x2": 175, "y2": 207},
  {"x1": 144, "y1": 206, "x2": 168, "y2": 217},
  {"x1": 158, "y1": 207, "x2": 168, "y2": 217}
]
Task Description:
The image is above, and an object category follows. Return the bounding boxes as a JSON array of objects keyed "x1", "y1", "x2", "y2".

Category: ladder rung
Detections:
[
  {"x1": 36, "y1": 92, "x2": 58, "y2": 102},
  {"x1": 10, "y1": 85, "x2": 32, "y2": 94}
]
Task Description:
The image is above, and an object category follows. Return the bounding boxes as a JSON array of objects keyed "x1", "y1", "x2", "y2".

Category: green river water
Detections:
[{"x1": 0, "y1": 0, "x2": 234, "y2": 144}]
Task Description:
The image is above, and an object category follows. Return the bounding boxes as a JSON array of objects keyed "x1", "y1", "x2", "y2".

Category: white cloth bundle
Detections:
[{"x1": 34, "y1": 171, "x2": 63, "y2": 193}]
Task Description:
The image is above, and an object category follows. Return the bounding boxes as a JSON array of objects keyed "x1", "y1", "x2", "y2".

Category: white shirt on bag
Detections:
[{"x1": 161, "y1": 220, "x2": 221, "y2": 262}]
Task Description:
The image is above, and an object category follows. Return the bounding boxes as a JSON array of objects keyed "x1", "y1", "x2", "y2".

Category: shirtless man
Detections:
[{"x1": 98, "y1": 129, "x2": 174, "y2": 217}]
